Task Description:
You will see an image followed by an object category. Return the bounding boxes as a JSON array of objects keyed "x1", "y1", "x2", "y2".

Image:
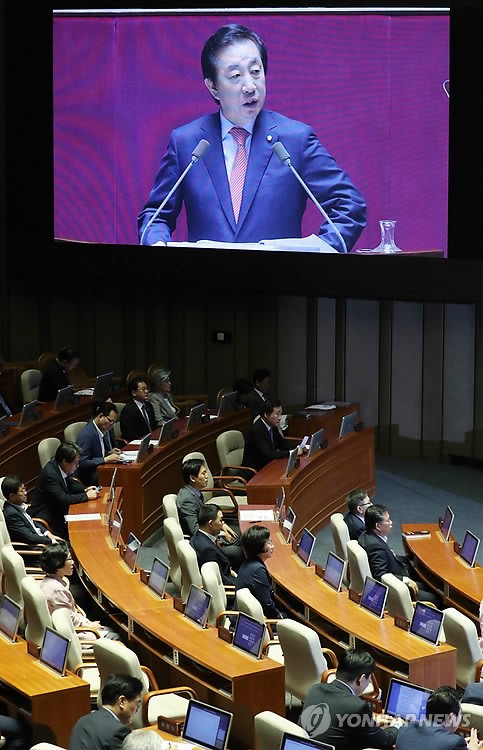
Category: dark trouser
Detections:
[
  {"x1": 0, "y1": 715, "x2": 28, "y2": 750},
  {"x1": 219, "y1": 536, "x2": 244, "y2": 571}
]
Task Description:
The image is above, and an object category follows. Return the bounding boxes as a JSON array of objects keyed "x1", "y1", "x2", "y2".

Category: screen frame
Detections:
[
  {"x1": 409, "y1": 601, "x2": 445, "y2": 645},
  {"x1": 147, "y1": 556, "x2": 170, "y2": 599},
  {"x1": 232, "y1": 611, "x2": 266, "y2": 659},
  {"x1": 182, "y1": 699, "x2": 233, "y2": 750},
  {"x1": 18, "y1": 401, "x2": 39, "y2": 428},
  {"x1": 322, "y1": 551, "x2": 346, "y2": 592},
  {"x1": 440, "y1": 505, "x2": 454, "y2": 542},
  {"x1": 53, "y1": 385, "x2": 74, "y2": 412},
  {"x1": 281, "y1": 506, "x2": 296, "y2": 544},
  {"x1": 183, "y1": 584, "x2": 212, "y2": 629},
  {"x1": 296, "y1": 527, "x2": 317, "y2": 566},
  {"x1": 0, "y1": 594, "x2": 21, "y2": 642},
  {"x1": 308, "y1": 428, "x2": 325, "y2": 458},
  {"x1": 281, "y1": 732, "x2": 336, "y2": 750},
  {"x1": 186, "y1": 403, "x2": 206, "y2": 432},
  {"x1": 459, "y1": 530, "x2": 480, "y2": 567},
  {"x1": 384, "y1": 677, "x2": 433, "y2": 721},
  {"x1": 39, "y1": 625, "x2": 70, "y2": 676},
  {"x1": 338, "y1": 411, "x2": 357, "y2": 439},
  {"x1": 109, "y1": 509, "x2": 123, "y2": 548},
  {"x1": 359, "y1": 575, "x2": 388, "y2": 618},
  {"x1": 157, "y1": 417, "x2": 176, "y2": 446},
  {"x1": 92, "y1": 371, "x2": 114, "y2": 401}
]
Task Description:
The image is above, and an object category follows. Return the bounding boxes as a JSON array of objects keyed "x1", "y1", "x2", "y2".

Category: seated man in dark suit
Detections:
[
  {"x1": 462, "y1": 681, "x2": 483, "y2": 707},
  {"x1": 190, "y1": 504, "x2": 236, "y2": 586},
  {"x1": 343, "y1": 488, "x2": 372, "y2": 541},
  {"x1": 235, "y1": 525, "x2": 287, "y2": 619},
  {"x1": 69, "y1": 673, "x2": 143, "y2": 750},
  {"x1": 77, "y1": 401, "x2": 122, "y2": 485},
  {"x1": 176, "y1": 458, "x2": 243, "y2": 570},
  {"x1": 239, "y1": 368, "x2": 274, "y2": 418},
  {"x1": 300, "y1": 648, "x2": 400, "y2": 749},
  {"x1": 2, "y1": 475, "x2": 63, "y2": 545},
  {"x1": 395, "y1": 685, "x2": 481, "y2": 749},
  {"x1": 358, "y1": 504, "x2": 440, "y2": 606},
  {"x1": 242, "y1": 399, "x2": 302, "y2": 472},
  {"x1": 120, "y1": 376, "x2": 156, "y2": 443},
  {"x1": 28, "y1": 442, "x2": 99, "y2": 538},
  {"x1": 38, "y1": 346, "x2": 80, "y2": 402}
]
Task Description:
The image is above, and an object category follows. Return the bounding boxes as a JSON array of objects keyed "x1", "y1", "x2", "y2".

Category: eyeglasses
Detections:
[{"x1": 104, "y1": 416, "x2": 117, "y2": 425}]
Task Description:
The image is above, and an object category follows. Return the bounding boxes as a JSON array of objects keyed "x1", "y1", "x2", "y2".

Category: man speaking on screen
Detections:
[{"x1": 138, "y1": 24, "x2": 366, "y2": 252}]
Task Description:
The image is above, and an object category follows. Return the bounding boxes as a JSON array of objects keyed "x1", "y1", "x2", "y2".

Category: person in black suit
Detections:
[
  {"x1": 76, "y1": 401, "x2": 122, "y2": 485},
  {"x1": 242, "y1": 399, "x2": 303, "y2": 472},
  {"x1": 68, "y1": 673, "x2": 143, "y2": 750},
  {"x1": 119, "y1": 376, "x2": 156, "y2": 443},
  {"x1": 395, "y1": 685, "x2": 481, "y2": 750},
  {"x1": 38, "y1": 346, "x2": 80, "y2": 402},
  {"x1": 300, "y1": 648, "x2": 400, "y2": 749},
  {"x1": 235, "y1": 524, "x2": 286, "y2": 619},
  {"x1": 1, "y1": 475, "x2": 63, "y2": 545},
  {"x1": 343, "y1": 488, "x2": 372, "y2": 541},
  {"x1": 239, "y1": 368, "x2": 273, "y2": 418},
  {"x1": 358, "y1": 504, "x2": 441, "y2": 606},
  {"x1": 28, "y1": 442, "x2": 99, "y2": 538},
  {"x1": 190, "y1": 504, "x2": 236, "y2": 586},
  {"x1": 176, "y1": 458, "x2": 243, "y2": 570},
  {"x1": 462, "y1": 681, "x2": 483, "y2": 707},
  {"x1": 0, "y1": 714, "x2": 27, "y2": 750}
]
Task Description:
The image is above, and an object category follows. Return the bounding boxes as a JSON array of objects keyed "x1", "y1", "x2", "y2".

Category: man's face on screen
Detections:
[{"x1": 204, "y1": 40, "x2": 266, "y2": 126}]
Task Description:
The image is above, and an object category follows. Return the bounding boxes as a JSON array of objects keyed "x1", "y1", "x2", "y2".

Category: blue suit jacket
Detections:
[
  {"x1": 77, "y1": 420, "x2": 109, "y2": 486},
  {"x1": 138, "y1": 110, "x2": 366, "y2": 252}
]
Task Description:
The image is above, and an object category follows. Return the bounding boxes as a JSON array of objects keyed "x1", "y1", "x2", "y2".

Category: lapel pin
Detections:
[{"x1": 266, "y1": 135, "x2": 273, "y2": 142}]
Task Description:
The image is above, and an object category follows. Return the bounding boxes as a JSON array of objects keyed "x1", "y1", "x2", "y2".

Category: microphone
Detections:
[
  {"x1": 140, "y1": 139, "x2": 210, "y2": 245},
  {"x1": 272, "y1": 141, "x2": 347, "y2": 254}
]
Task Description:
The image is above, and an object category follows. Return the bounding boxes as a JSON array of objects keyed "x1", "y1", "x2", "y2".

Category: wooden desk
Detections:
[
  {"x1": 402, "y1": 523, "x2": 483, "y2": 624},
  {"x1": 0, "y1": 637, "x2": 90, "y2": 746},
  {"x1": 239, "y1": 511, "x2": 456, "y2": 693},
  {"x1": 246, "y1": 428, "x2": 376, "y2": 535},
  {"x1": 98, "y1": 410, "x2": 252, "y2": 542},
  {"x1": 287, "y1": 401, "x2": 361, "y2": 442},
  {"x1": 68, "y1": 499, "x2": 284, "y2": 748}
]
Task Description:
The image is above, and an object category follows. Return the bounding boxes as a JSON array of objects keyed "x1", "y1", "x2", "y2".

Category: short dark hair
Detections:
[
  {"x1": 347, "y1": 489, "x2": 368, "y2": 513},
  {"x1": 1, "y1": 475, "x2": 23, "y2": 500},
  {"x1": 128, "y1": 377, "x2": 147, "y2": 395},
  {"x1": 55, "y1": 441, "x2": 82, "y2": 464},
  {"x1": 94, "y1": 401, "x2": 118, "y2": 418},
  {"x1": 336, "y1": 648, "x2": 375, "y2": 683},
  {"x1": 252, "y1": 368, "x2": 271, "y2": 384},
  {"x1": 425, "y1": 686, "x2": 460, "y2": 722},
  {"x1": 262, "y1": 399, "x2": 282, "y2": 418},
  {"x1": 182, "y1": 458, "x2": 206, "y2": 484},
  {"x1": 39, "y1": 542, "x2": 70, "y2": 574},
  {"x1": 201, "y1": 24, "x2": 268, "y2": 84},
  {"x1": 240, "y1": 525, "x2": 270, "y2": 558},
  {"x1": 101, "y1": 674, "x2": 144, "y2": 706},
  {"x1": 57, "y1": 347, "x2": 80, "y2": 363},
  {"x1": 198, "y1": 504, "x2": 221, "y2": 527},
  {"x1": 364, "y1": 504, "x2": 388, "y2": 533}
]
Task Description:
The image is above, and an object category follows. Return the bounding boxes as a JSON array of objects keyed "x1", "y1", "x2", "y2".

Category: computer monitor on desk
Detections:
[
  {"x1": 146, "y1": 557, "x2": 170, "y2": 600},
  {"x1": 281, "y1": 733, "x2": 335, "y2": 750},
  {"x1": 308, "y1": 427, "x2": 325, "y2": 457},
  {"x1": 409, "y1": 602, "x2": 445, "y2": 646},
  {"x1": 338, "y1": 411, "x2": 357, "y2": 439},
  {"x1": 232, "y1": 612, "x2": 265, "y2": 659},
  {"x1": 285, "y1": 447, "x2": 299, "y2": 478},
  {"x1": 181, "y1": 699, "x2": 233, "y2": 750},
  {"x1": 92, "y1": 371, "x2": 114, "y2": 401},
  {"x1": 296, "y1": 528, "x2": 316, "y2": 566},
  {"x1": 0, "y1": 595, "x2": 21, "y2": 642},
  {"x1": 440, "y1": 505, "x2": 454, "y2": 542},
  {"x1": 384, "y1": 678, "x2": 432, "y2": 722},
  {"x1": 9, "y1": 400, "x2": 39, "y2": 428},
  {"x1": 39, "y1": 626, "x2": 70, "y2": 676},
  {"x1": 217, "y1": 391, "x2": 239, "y2": 417},
  {"x1": 459, "y1": 530, "x2": 480, "y2": 568},
  {"x1": 322, "y1": 552, "x2": 346, "y2": 592},
  {"x1": 281, "y1": 506, "x2": 296, "y2": 544},
  {"x1": 186, "y1": 403, "x2": 206, "y2": 431},
  {"x1": 53, "y1": 385, "x2": 74, "y2": 411},
  {"x1": 157, "y1": 417, "x2": 176, "y2": 445},
  {"x1": 360, "y1": 576, "x2": 388, "y2": 619}
]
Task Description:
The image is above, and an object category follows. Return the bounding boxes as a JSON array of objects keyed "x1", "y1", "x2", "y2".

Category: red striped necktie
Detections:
[{"x1": 229, "y1": 126, "x2": 249, "y2": 223}]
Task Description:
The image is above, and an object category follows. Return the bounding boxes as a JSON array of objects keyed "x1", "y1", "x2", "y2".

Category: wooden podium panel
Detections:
[
  {"x1": 98, "y1": 410, "x2": 252, "y2": 542},
  {"x1": 287, "y1": 401, "x2": 361, "y2": 441},
  {"x1": 402, "y1": 522, "x2": 483, "y2": 624},
  {"x1": 0, "y1": 638, "x2": 90, "y2": 747},
  {"x1": 246, "y1": 428, "x2": 376, "y2": 535}
]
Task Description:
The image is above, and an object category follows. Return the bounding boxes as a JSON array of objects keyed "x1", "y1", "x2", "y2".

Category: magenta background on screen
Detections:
[{"x1": 53, "y1": 12, "x2": 449, "y2": 253}]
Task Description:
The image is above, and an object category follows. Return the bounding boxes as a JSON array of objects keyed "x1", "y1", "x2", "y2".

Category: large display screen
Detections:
[{"x1": 52, "y1": 7, "x2": 450, "y2": 255}]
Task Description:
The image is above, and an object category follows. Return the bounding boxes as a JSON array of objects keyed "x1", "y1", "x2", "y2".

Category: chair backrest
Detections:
[
  {"x1": 20, "y1": 368, "x2": 42, "y2": 403},
  {"x1": 29, "y1": 743, "x2": 68, "y2": 750},
  {"x1": 460, "y1": 702, "x2": 483, "y2": 734},
  {"x1": 346, "y1": 540, "x2": 371, "y2": 595},
  {"x1": 64, "y1": 421, "x2": 87, "y2": 444},
  {"x1": 254, "y1": 710, "x2": 309, "y2": 750},
  {"x1": 182, "y1": 451, "x2": 214, "y2": 501},
  {"x1": 1, "y1": 546, "x2": 27, "y2": 617},
  {"x1": 93, "y1": 638, "x2": 149, "y2": 728},
  {"x1": 38, "y1": 437, "x2": 61, "y2": 469},
  {"x1": 0, "y1": 476, "x2": 7, "y2": 508},
  {"x1": 162, "y1": 494, "x2": 180, "y2": 524},
  {"x1": 330, "y1": 512, "x2": 350, "y2": 563},
  {"x1": 235, "y1": 587, "x2": 270, "y2": 648},
  {"x1": 162, "y1": 518, "x2": 183, "y2": 591},
  {"x1": 216, "y1": 430, "x2": 245, "y2": 470},
  {"x1": 176, "y1": 538, "x2": 202, "y2": 603},
  {"x1": 443, "y1": 607, "x2": 483, "y2": 687},
  {"x1": 276, "y1": 619, "x2": 329, "y2": 701},
  {"x1": 0, "y1": 507, "x2": 11, "y2": 546},
  {"x1": 21, "y1": 576, "x2": 52, "y2": 646},
  {"x1": 113, "y1": 402, "x2": 125, "y2": 441},
  {"x1": 381, "y1": 573, "x2": 414, "y2": 621},
  {"x1": 51, "y1": 607, "x2": 83, "y2": 674},
  {"x1": 201, "y1": 561, "x2": 228, "y2": 627}
]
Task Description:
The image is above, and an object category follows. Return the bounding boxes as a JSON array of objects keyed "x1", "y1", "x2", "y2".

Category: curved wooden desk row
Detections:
[
  {"x1": 0, "y1": 636, "x2": 90, "y2": 747},
  {"x1": 402, "y1": 523, "x2": 483, "y2": 624},
  {"x1": 239, "y1": 511, "x2": 457, "y2": 694},
  {"x1": 68, "y1": 496, "x2": 284, "y2": 748}
]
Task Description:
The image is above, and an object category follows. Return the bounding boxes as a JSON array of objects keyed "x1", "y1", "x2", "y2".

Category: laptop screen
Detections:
[
  {"x1": 158, "y1": 417, "x2": 176, "y2": 445},
  {"x1": 232, "y1": 612, "x2": 266, "y2": 659},
  {"x1": 281, "y1": 733, "x2": 336, "y2": 750},
  {"x1": 360, "y1": 576, "x2": 388, "y2": 618},
  {"x1": 285, "y1": 447, "x2": 299, "y2": 478},
  {"x1": 184, "y1": 585, "x2": 212, "y2": 628},
  {"x1": 297, "y1": 528, "x2": 316, "y2": 566},
  {"x1": 308, "y1": 428, "x2": 325, "y2": 458},
  {"x1": 123, "y1": 532, "x2": 140, "y2": 572},
  {"x1": 323, "y1": 552, "x2": 346, "y2": 592},
  {"x1": 92, "y1": 371, "x2": 114, "y2": 401},
  {"x1": 186, "y1": 403, "x2": 206, "y2": 431},
  {"x1": 53, "y1": 385, "x2": 74, "y2": 411},
  {"x1": 440, "y1": 505, "x2": 454, "y2": 542},
  {"x1": 217, "y1": 391, "x2": 238, "y2": 417},
  {"x1": 385, "y1": 678, "x2": 433, "y2": 722},
  {"x1": 136, "y1": 433, "x2": 152, "y2": 461},
  {"x1": 409, "y1": 602, "x2": 444, "y2": 645},
  {"x1": 182, "y1": 699, "x2": 233, "y2": 750},
  {"x1": 40, "y1": 626, "x2": 70, "y2": 675},
  {"x1": 0, "y1": 595, "x2": 21, "y2": 642},
  {"x1": 147, "y1": 557, "x2": 170, "y2": 599},
  {"x1": 459, "y1": 530, "x2": 480, "y2": 567},
  {"x1": 19, "y1": 400, "x2": 38, "y2": 427},
  {"x1": 281, "y1": 506, "x2": 296, "y2": 543},
  {"x1": 338, "y1": 411, "x2": 357, "y2": 439}
]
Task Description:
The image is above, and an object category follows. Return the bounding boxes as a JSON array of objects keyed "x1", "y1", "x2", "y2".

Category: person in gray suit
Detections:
[
  {"x1": 148, "y1": 369, "x2": 180, "y2": 426},
  {"x1": 68, "y1": 673, "x2": 143, "y2": 750},
  {"x1": 395, "y1": 685, "x2": 482, "y2": 749}
]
